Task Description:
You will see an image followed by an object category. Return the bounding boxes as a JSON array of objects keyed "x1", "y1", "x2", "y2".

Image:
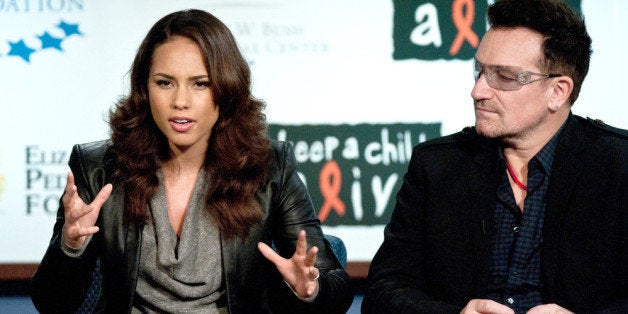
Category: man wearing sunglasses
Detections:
[{"x1": 363, "y1": 0, "x2": 627, "y2": 313}]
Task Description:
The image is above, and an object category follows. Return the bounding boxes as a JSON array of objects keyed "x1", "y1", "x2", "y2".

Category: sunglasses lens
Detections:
[
  {"x1": 473, "y1": 60, "x2": 482, "y2": 81},
  {"x1": 472, "y1": 61, "x2": 530, "y2": 91}
]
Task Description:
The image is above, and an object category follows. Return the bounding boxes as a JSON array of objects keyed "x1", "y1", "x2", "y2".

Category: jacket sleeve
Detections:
[
  {"x1": 267, "y1": 141, "x2": 354, "y2": 314},
  {"x1": 30, "y1": 144, "x2": 101, "y2": 313},
  {"x1": 362, "y1": 146, "x2": 462, "y2": 314}
]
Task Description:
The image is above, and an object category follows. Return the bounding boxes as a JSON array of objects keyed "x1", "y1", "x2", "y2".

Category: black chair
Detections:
[{"x1": 324, "y1": 234, "x2": 347, "y2": 268}]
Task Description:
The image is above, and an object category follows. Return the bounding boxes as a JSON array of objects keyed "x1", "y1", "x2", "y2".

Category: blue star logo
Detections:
[
  {"x1": 38, "y1": 31, "x2": 64, "y2": 51},
  {"x1": 7, "y1": 39, "x2": 36, "y2": 63},
  {"x1": 57, "y1": 20, "x2": 82, "y2": 37},
  {"x1": 2, "y1": 20, "x2": 83, "y2": 63}
]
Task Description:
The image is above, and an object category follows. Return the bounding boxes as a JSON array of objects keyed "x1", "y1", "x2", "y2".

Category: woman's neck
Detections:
[{"x1": 165, "y1": 144, "x2": 207, "y2": 174}]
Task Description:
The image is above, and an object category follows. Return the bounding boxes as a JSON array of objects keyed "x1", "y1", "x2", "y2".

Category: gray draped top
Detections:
[{"x1": 132, "y1": 170, "x2": 227, "y2": 313}]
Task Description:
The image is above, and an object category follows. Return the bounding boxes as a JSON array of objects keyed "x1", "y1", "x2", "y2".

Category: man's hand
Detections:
[
  {"x1": 527, "y1": 304, "x2": 573, "y2": 314},
  {"x1": 461, "y1": 299, "x2": 515, "y2": 314}
]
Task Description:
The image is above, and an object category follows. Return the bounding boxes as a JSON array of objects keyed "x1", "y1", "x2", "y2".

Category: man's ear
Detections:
[{"x1": 548, "y1": 76, "x2": 573, "y2": 111}]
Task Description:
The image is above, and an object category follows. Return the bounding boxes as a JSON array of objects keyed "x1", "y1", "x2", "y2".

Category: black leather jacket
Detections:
[{"x1": 31, "y1": 140, "x2": 353, "y2": 313}]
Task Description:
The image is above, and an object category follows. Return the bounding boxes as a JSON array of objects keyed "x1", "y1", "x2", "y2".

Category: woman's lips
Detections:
[{"x1": 169, "y1": 118, "x2": 195, "y2": 132}]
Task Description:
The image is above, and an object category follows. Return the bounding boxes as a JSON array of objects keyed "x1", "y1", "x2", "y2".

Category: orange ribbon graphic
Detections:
[
  {"x1": 449, "y1": 0, "x2": 479, "y2": 56},
  {"x1": 318, "y1": 160, "x2": 345, "y2": 222}
]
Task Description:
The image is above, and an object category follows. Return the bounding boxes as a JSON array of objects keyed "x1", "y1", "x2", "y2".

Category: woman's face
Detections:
[{"x1": 148, "y1": 35, "x2": 219, "y2": 156}]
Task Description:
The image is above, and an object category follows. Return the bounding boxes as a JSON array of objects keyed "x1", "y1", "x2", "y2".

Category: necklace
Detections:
[{"x1": 506, "y1": 162, "x2": 527, "y2": 191}]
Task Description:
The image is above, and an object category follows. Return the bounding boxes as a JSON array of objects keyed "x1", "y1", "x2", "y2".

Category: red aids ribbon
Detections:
[
  {"x1": 318, "y1": 160, "x2": 345, "y2": 222},
  {"x1": 449, "y1": 0, "x2": 479, "y2": 56}
]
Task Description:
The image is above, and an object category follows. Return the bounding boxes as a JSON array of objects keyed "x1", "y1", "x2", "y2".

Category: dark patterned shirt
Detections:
[{"x1": 486, "y1": 130, "x2": 562, "y2": 314}]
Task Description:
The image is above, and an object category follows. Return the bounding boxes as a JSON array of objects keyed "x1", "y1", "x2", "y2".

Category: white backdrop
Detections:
[{"x1": 0, "y1": 0, "x2": 626, "y2": 263}]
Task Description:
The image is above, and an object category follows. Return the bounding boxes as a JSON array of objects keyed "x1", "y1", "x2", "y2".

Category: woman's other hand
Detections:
[{"x1": 258, "y1": 230, "x2": 320, "y2": 299}]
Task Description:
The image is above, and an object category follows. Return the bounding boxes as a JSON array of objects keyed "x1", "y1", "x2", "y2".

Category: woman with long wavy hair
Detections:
[{"x1": 31, "y1": 9, "x2": 353, "y2": 313}]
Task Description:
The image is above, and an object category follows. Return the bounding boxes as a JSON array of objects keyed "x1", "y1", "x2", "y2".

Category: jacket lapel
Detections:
[
  {"x1": 542, "y1": 114, "x2": 585, "y2": 297},
  {"x1": 221, "y1": 234, "x2": 239, "y2": 313},
  {"x1": 467, "y1": 137, "x2": 499, "y2": 296}
]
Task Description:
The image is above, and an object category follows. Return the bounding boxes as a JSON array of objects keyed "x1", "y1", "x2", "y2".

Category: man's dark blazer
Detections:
[
  {"x1": 363, "y1": 114, "x2": 627, "y2": 313},
  {"x1": 31, "y1": 140, "x2": 353, "y2": 314}
]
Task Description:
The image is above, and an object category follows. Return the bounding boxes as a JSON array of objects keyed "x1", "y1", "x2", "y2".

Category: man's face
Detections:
[{"x1": 471, "y1": 27, "x2": 555, "y2": 141}]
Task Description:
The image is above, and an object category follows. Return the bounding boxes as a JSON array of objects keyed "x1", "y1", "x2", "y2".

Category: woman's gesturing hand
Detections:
[
  {"x1": 62, "y1": 172, "x2": 112, "y2": 249},
  {"x1": 258, "y1": 230, "x2": 320, "y2": 299}
]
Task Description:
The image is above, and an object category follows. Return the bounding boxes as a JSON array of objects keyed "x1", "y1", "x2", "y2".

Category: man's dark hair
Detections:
[{"x1": 488, "y1": 0, "x2": 592, "y2": 104}]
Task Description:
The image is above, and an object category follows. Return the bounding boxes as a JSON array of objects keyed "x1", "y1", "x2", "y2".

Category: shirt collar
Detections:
[{"x1": 498, "y1": 120, "x2": 567, "y2": 175}]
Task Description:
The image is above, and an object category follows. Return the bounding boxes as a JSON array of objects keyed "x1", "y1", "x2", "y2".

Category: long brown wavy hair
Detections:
[{"x1": 108, "y1": 9, "x2": 271, "y2": 239}]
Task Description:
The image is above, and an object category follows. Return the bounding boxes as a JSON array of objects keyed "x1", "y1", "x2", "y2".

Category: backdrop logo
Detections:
[
  {"x1": 2, "y1": 20, "x2": 83, "y2": 63},
  {"x1": 25, "y1": 145, "x2": 69, "y2": 214},
  {"x1": 0, "y1": 0, "x2": 84, "y2": 12},
  {"x1": 1, "y1": 0, "x2": 85, "y2": 63},
  {"x1": 0, "y1": 174, "x2": 4, "y2": 201},
  {"x1": 0, "y1": 169, "x2": 5, "y2": 205},
  {"x1": 0, "y1": 147, "x2": 4, "y2": 204},
  {"x1": 270, "y1": 123, "x2": 441, "y2": 226},
  {"x1": 393, "y1": 0, "x2": 487, "y2": 60}
]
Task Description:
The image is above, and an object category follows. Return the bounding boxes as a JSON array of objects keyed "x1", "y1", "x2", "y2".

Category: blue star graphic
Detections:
[
  {"x1": 58, "y1": 20, "x2": 82, "y2": 37},
  {"x1": 7, "y1": 39, "x2": 36, "y2": 63},
  {"x1": 38, "y1": 31, "x2": 64, "y2": 51}
]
